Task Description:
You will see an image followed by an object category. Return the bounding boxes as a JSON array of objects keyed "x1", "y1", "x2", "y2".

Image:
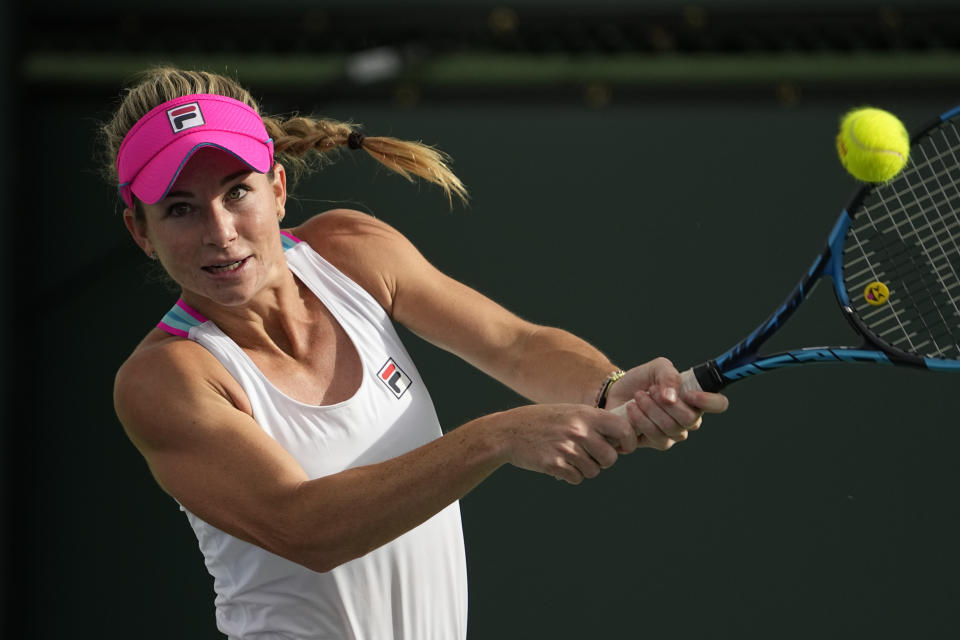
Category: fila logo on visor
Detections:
[
  {"x1": 377, "y1": 358, "x2": 412, "y2": 399},
  {"x1": 166, "y1": 102, "x2": 205, "y2": 133}
]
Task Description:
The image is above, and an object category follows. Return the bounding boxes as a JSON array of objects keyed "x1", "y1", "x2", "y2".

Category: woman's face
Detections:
[{"x1": 124, "y1": 147, "x2": 288, "y2": 308}]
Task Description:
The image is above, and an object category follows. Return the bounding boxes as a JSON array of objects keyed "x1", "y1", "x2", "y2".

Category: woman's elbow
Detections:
[{"x1": 264, "y1": 521, "x2": 370, "y2": 573}]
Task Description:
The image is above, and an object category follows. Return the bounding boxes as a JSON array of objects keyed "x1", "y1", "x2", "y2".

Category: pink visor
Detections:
[{"x1": 116, "y1": 94, "x2": 274, "y2": 207}]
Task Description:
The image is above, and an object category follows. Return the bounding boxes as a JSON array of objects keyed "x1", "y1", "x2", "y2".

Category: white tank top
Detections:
[{"x1": 156, "y1": 231, "x2": 468, "y2": 640}]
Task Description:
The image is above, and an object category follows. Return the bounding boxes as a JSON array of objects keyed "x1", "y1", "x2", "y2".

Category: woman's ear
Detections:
[
  {"x1": 272, "y1": 163, "x2": 287, "y2": 221},
  {"x1": 122, "y1": 207, "x2": 155, "y2": 258}
]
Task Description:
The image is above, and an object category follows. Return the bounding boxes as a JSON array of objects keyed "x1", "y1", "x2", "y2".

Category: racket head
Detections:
[{"x1": 832, "y1": 105, "x2": 960, "y2": 370}]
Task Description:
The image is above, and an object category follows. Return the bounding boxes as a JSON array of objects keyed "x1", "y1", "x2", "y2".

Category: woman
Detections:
[{"x1": 105, "y1": 67, "x2": 728, "y2": 639}]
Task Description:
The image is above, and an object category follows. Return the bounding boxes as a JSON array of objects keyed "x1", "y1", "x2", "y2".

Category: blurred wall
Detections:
[{"x1": 6, "y1": 3, "x2": 960, "y2": 639}]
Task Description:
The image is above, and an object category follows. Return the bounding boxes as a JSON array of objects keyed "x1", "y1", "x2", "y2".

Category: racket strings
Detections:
[
  {"x1": 853, "y1": 237, "x2": 957, "y2": 356},
  {"x1": 853, "y1": 238, "x2": 959, "y2": 359},
  {"x1": 908, "y1": 125, "x2": 960, "y2": 290},
  {"x1": 842, "y1": 116, "x2": 960, "y2": 360}
]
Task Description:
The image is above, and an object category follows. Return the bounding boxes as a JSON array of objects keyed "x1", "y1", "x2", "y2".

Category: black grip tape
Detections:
[{"x1": 693, "y1": 361, "x2": 727, "y2": 393}]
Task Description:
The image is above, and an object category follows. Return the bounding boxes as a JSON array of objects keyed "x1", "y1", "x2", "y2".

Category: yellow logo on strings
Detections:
[{"x1": 864, "y1": 281, "x2": 890, "y2": 306}]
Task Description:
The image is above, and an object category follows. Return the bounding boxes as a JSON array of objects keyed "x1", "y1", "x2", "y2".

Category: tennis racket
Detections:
[{"x1": 616, "y1": 104, "x2": 960, "y2": 407}]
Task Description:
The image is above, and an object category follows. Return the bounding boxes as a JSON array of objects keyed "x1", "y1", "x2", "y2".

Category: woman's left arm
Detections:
[
  {"x1": 299, "y1": 209, "x2": 618, "y2": 404},
  {"x1": 298, "y1": 210, "x2": 727, "y2": 432}
]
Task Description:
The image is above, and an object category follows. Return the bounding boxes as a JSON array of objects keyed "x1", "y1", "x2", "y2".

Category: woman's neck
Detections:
[{"x1": 181, "y1": 267, "x2": 317, "y2": 358}]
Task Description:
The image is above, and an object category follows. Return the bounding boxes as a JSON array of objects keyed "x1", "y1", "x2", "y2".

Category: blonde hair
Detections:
[{"x1": 98, "y1": 66, "x2": 468, "y2": 206}]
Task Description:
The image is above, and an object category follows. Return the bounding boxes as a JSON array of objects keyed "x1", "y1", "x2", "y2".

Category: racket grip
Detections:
[
  {"x1": 678, "y1": 368, "x2": 703, "y2": 394},
  {"x1": 609, "y1": 368, "x2": 702, "y2": 418}
]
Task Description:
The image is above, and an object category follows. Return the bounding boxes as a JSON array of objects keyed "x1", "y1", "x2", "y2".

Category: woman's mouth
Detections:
[{"x1": 203, "y1": 256, "x2": 250, "y2": 274}]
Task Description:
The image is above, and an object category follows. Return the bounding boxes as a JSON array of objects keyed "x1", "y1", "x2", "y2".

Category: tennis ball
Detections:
[{"x1": 836, "y1": 107, "x2": 910, "y2": 183}]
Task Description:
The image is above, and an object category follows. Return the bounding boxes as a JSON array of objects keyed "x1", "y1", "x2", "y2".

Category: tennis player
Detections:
[{"x1": 105, "y1": 66, "x2": 728, "y2": 640}]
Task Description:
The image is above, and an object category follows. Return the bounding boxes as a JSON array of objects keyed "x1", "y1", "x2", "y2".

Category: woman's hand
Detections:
[
  {"x1": 605, "y1": 358, "x2": 729, "y2": 450},
  {"x1": 494, "y1": 404, "x2": 639, "y2": 484}
]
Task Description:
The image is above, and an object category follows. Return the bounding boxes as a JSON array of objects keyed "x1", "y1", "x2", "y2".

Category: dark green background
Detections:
[{"x1": 5, "y1": 2, "x2": 960, "y2": 639}]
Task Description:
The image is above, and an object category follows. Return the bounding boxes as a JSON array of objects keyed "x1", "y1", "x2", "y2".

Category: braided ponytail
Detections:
[{"x1": 264, "y1": 115, "x2": 468, "y2": 206}]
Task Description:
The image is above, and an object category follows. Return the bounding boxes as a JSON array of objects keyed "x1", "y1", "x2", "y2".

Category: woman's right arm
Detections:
[{"x1": 114, "y1": 338, "x2": 638, "y2": 572}]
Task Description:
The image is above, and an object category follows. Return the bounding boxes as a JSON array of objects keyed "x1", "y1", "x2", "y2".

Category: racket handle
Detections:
[
  {"x1": 609, "y1": 368, "x2": 702, "y2": 417},
  {"x1": 678, "y1": 367, "x2": 703, "y2": 394}
]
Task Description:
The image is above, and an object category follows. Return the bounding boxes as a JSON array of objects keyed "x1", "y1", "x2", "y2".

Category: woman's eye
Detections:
[
  {"x1": 168, "y1": 202, "x2": 192, "y2": 217},
  {"x1": 227, "y1": 184, "x2": 250, "y2": 200}
]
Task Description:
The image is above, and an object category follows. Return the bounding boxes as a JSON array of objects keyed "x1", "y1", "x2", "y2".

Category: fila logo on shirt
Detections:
[
  {"x1": 166, "y1": 102, "x2": 205, "y2": 133},
  {"x1": 377, "y1": 358, "x2": 412, "y2": 399}
]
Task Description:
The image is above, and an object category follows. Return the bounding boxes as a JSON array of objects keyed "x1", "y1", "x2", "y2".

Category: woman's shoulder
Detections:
[
  {"x1": 288, "y1": 210, "x2": 420, "y2": 312},
  {"x1": 117, "y1": 329, "x2": 215, "y2": 390},
  {"x1": 115, "y1": 329, "x2": 250, "y2": 417},
  {"x1": 291, "y1": 208, "x2": 400, "y2": 248}
]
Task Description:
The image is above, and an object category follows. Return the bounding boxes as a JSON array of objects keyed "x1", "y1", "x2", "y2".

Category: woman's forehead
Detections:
[{"x1": 173, "y1": 148, "x2": 257, "y2": 189}]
